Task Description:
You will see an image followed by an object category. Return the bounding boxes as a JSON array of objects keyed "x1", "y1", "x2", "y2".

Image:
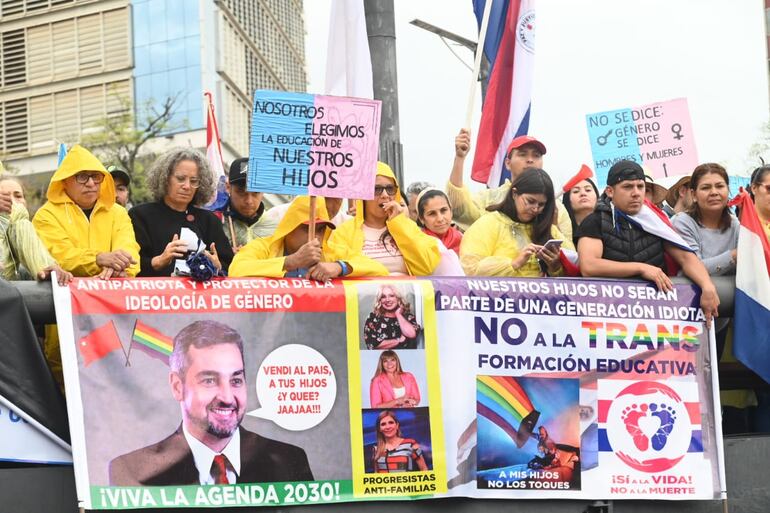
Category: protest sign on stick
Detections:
[{"x1": 248, "y1": 90, "x2": 381, "y2": 200}]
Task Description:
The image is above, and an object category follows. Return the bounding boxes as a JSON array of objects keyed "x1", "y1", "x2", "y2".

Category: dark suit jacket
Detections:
[{"x1": 109, "y1": 426, "x2": 313, "y2": 486}]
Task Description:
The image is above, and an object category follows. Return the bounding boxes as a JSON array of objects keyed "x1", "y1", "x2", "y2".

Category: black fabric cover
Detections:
[{"x1": 0, "y1": 280, "x2": 69, "y2": 444}]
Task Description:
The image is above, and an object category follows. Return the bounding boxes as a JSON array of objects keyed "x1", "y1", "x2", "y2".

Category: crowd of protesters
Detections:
[{"x1": 1, "y1": 130, "x2": 769, "y2": 433}]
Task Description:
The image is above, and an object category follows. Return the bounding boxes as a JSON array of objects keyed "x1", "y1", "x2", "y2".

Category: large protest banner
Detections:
[
  {"x1": 433, "y1": 278, "x2": 725, "y2": 499},
  {"x1": 247, "y1": 90, "x2": 381, "y2": 199},
  {"x1": 585, "y1": 98, "x2": 698, "y2": 186},
  {"x1": 52, "y1": 277, "x2": 725, "y2": 509}
]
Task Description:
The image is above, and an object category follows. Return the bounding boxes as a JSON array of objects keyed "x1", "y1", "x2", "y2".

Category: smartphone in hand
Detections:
[{"x1": 537, "y1": 239, "x2": 563, "y2": 259}]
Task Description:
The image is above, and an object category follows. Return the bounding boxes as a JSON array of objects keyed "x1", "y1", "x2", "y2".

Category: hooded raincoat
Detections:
[
  {"x1": 229, "y1": 197, "x2": 332, "y2": 278},
  {"x1": 0, "y1": 202, "x2": 57, "y2": 280},
  {"x1": 325, "y1": 163, "x2": 440, "y2": 277},
  {"x1": 33, "y1": 145, "x2": 140, "y2": 277},
  {"x1": 460, "y1": 211, "x2": 570, "y2": 277}
]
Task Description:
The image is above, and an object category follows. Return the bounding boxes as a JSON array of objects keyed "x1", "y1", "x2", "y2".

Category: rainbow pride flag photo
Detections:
[
  {"x1": 476, "y1": 376, "x2": 580, "y2": 491},
  {"x1": 130, "y1": 320, "x2": 173, "y2": 365}
]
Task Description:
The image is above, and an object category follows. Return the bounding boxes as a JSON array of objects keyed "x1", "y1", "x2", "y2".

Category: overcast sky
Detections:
[{"x1": 304, "y1": 0, "x2": 769, "y2": 191}]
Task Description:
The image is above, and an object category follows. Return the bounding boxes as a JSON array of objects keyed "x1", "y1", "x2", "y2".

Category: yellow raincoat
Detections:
[
  {"x1": 325, "y1": 162, "x2": 440, "y2": 277},
  {"x1": 460, "y1": 211, "x2": 571, "y2": 277},
  {"x1": 0, "y1": 202, "x2": 56, "y2": 280},
  {"x1": 446, "y1": 180, "x2": 573, "y2": 240},
  {"x1": 33, "y1": 146, "x2": 140, "y2": 387},
  {"x1": 229, "y1": 197, "x2": 332, "y2": 278},
  {"x1": 33, "y1": 145, "x2": 140, "y2": 277}
]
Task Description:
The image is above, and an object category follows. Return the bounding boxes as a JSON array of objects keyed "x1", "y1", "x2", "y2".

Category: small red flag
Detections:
[
  {"x1": 78, "y1": 321, "x2": 123, "y2": 366},
  {"x1": 561, "y1": 164, "x2": 594, "y2": 193}
]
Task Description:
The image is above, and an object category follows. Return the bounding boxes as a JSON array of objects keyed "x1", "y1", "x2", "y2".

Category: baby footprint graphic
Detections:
[
  {"x1": 621, "y1": 403, "x2": 649, "y2": 451},
  {"x1": 649, "y1": 403, "x2": 677, "y2": 450}
]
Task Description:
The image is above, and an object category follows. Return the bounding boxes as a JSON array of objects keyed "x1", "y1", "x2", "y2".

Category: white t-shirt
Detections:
[
  {"x1": 392, "y1": 386, "x2": 406, "y2": 399},
  {"x1": 361, "y1": 224, "x2": 408, "y2": 275}
]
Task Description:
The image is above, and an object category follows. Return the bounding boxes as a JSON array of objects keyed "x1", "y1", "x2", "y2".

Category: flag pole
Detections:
[
  {"x1": 125, "y1": 319, "x2": 137, "y2": 367},
  {"x1": 227, "y1": 215, "x2": 238, "y2": 252},
  {"x1": 465, "y1": 0, "x2": 494, "y2": 130},
  {"x1": 204, "y1": 91, "x2": 224, "y2": 157},
  {"x1": 308, "y1": 196, "x2": 317, "y2": 242}
]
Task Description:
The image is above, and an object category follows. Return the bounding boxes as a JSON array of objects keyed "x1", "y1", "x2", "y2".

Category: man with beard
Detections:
[{"x1": 109, "y1": 320, "x2": 313, "y2": 486}]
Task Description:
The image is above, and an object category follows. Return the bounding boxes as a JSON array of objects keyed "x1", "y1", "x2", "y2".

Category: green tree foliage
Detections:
[{"x1": 81, "y1": 91, "x2": 185, "y2": 204}]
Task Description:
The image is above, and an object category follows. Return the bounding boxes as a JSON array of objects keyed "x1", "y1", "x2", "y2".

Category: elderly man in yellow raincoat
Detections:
[
  {"x1": 33, "y1": 145, "x2": 140, "y2": 279},
  {"x1": 33, "y1": 145, "x2": 140, "y2": 383}
]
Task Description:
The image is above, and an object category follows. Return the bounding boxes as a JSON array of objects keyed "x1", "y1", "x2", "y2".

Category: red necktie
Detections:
[{"x1": 211, "y1": 454, "x2": 230, "y2": 484}]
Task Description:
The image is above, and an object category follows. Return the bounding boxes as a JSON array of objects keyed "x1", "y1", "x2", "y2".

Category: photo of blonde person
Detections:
[
  {"x1": 362, "y1": 283, "x2": 423, "y2": 350},
  {"x1": 369, "y1": 350, "x2": 421, "y2": 408}
]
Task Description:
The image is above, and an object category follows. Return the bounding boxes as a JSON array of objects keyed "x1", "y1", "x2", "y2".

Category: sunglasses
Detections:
[{"x1": 374, "y1": 185, "x2": 398, "y2": 196}]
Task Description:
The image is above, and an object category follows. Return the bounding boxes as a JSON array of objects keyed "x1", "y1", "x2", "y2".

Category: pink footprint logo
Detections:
[{"x1": 621, "y1": 403, "x2": 650, "y2": 451}]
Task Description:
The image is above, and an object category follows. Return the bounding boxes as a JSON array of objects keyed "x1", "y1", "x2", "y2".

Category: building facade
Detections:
[{"x1": 0, "y1": 0, "x2": 307, "y2": 177}]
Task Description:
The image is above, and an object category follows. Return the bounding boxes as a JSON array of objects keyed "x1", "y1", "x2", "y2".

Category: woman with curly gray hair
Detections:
[{"x1": 129, "y1": 147, "x2": 233, "y2": 276}]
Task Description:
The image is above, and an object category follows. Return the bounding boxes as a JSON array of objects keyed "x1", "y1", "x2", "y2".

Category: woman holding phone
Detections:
[{"x1": 460, "y1": 168, "x2": 572, "y2": 277}]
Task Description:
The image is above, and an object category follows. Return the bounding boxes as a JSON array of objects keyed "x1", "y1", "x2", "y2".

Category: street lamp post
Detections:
[{"x1": 409, "y1": 19, "x2": 490, "y2": 102}]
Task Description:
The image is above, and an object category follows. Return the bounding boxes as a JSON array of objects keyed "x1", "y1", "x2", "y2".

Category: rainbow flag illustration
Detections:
[
  {"x1": 130, "y1": 320, "x2": 173, "y2": 365},
  {"x1": 477, "y1": 375, "x2": 540, "y2": 448}
]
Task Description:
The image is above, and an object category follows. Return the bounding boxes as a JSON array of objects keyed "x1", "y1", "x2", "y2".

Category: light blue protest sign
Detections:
[
  {"x1": 586, "y1": 108, "x2": 642, "y2": 187},
  {"x1": 248, "y1": 90, "x2": 316, "y2": 196},
  {"x1": 729, "y1": 175, "x2": 751, "y2": 200},
  {"x1": 247, "y1": 90, "x2": 381, "y2": 198}
]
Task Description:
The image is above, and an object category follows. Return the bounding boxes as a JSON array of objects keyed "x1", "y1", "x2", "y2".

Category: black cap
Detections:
[
  {"x1": 107, "y1": 165, "x2": 130, "y2": 186},
  {"x1": 229, "y1": 157, "x2": 248, "y2": 184},
  {"x1": 607, "y1": 160, "x2": 644, "y2": 186}
]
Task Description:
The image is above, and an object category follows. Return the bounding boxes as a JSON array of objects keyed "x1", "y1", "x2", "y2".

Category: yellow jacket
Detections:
[
  {"x1": 325, "y1": 162, "x2": 440, "y2": 277},
  {"x1": 446, "y1": 180, "x2": 573, "y2": 241},
  {"x1": 0, "y1": 202, "x2": 56, "y2": 280},
  {"x1": 229, "y1": 197, "x2": 332, "y2": 278},
  {"x1": 33, "y1": 145, "x2": 140, "y2": 277},
  {"x1": 460, "y1": 211, "x2": 571, "y2": 277}
]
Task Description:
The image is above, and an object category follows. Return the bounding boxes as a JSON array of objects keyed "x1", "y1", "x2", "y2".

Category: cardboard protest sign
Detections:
[
  {"x1": 586, "y1": 98, "x2": 698, "y2": 187},
  {"x1": 52, "y1": 277, "x2": 724, "y2": 509},
  {"x1": 248, "y1": 90, "x2": 381, "y2": 199}
]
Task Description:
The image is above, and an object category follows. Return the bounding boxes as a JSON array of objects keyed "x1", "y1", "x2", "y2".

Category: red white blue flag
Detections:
[
  {"x1": 625, "y1": 199, "x2": 692, "y2": 253},
  {"x1": 729, "y1": 190, "x2": 770, "y2": 384},
  {"x1": 471, "y1": 0, "x2": 535, "y2": 187},
  {"x1": 204, "y1": 91, "x2": 228, "y2": 210}
]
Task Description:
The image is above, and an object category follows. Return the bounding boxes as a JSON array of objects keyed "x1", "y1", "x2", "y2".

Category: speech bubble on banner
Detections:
[
  {"x1": 247, "y1": 344, "x2": 336, "y2": 431},
  {"x1": 247, "y1": 90, "x2": 381, "y2": 199},
  {"x1": 586, "y1": 98, "x2": 698, "y2": 187}
]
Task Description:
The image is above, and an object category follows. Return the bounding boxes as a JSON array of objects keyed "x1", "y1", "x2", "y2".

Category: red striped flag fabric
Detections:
[
  {"x1": 728, "y1": 190, "x2": 770, "y2": 383},
  {"x1": 471, "y1": 0, "x2": 535, "y2": 187}
]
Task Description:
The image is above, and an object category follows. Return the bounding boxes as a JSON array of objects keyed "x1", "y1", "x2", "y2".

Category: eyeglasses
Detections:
[
  {"x1": 374, "y1": 185, "x2": 398, "y2": 196},
  {"x1": 74, "y1": 172, "x2": 105, "y2": 185},
  {"x1": 172, "y1": 175, "x2": 201, "y2": 188},
  {"x1": 519, "y1": 194, "x2": 546, "y2": 212}
]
